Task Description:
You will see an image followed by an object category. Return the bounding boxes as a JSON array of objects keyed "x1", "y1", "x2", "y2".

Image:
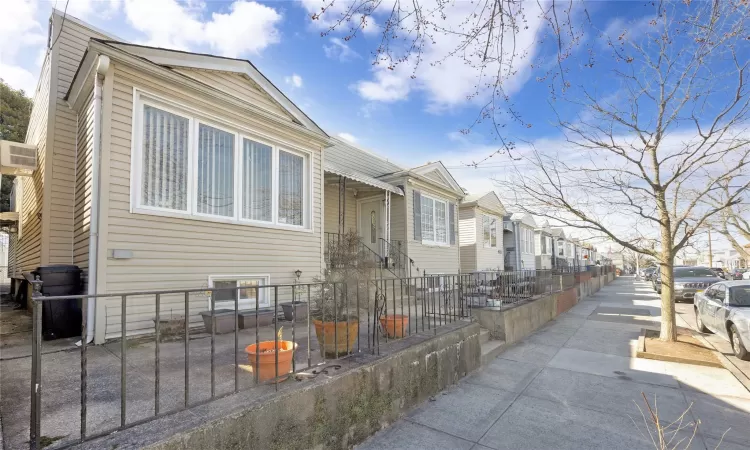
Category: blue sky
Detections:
[
  {"x1": 3, "y1": 0, "x2": 745, "y2": 255},
  {"x1": 4, "y1": 1, "x2": 651, "y2": 177}
]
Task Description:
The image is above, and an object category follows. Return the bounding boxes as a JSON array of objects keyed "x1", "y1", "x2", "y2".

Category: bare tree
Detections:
[
  {"x1": 706, "y1": 177, "x2": 750, "y2": 264},
  {"x1": 494, "y1": 1, "x2": 750, "y2": 341},
  {"x1": 306, "y1": 0, "x2": 583, "y2": 149}
]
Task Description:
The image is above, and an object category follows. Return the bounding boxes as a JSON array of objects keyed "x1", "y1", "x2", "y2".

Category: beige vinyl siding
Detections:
[
  {"x1": 390, "y1": 195, "x2": 406, "y2": 246},
  {"x1": 99, "y1": 63, "x2": 324, "y2": 339},
  {"x1": 476, "y1": 193, "x2": 505, "y2": 215},
  {"x1": 420, "y1": 169, "x2": 453, "y2": 191},
  {"x1": 73, "y1": 90, "x2": 95, "y2": 274},
  {"x1": 458, "y1": 206, "x2": 476, "y2": 272},
  {"x1": 405, "y1": 180, "x2": 460, "y2": 274},
  {"x1": 476, "y1": 211, "x2": 504, "y2": 271},
  {"x1": 173, "y1": 69, "x2": 294, "y2": 123},
  {"x1": 48, "y1": 15, "x2": 112, "y2": 266},
  {"x1": 323, "y1": 182, "x2": 356, "y2": 234},
  {"x1": 17, "y1": 53, "x2": 51, "y2": 273}
]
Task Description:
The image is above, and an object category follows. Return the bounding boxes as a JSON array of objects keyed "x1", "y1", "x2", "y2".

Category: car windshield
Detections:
[
  {"x1": 674, "y1": 268, "x2": 716, "y2": 278},
  {"x1": 730, "y1": 287, "x2": 750, "y2": 306}
]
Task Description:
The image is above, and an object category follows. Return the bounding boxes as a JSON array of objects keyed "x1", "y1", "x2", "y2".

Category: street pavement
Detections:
[{"x1": 357, "y1": 277, "x2": 750, "y2": 450}]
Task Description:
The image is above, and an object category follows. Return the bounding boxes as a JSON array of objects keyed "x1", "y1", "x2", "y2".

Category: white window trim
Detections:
[
  {"x1": 420, "y1": 193, "x2": 450, "y2": 247},
  {"x1": 483, "y1": 214, "x2": 498, "y2": 248},
  {"x1": 130, "y1": 89, "x2": 313, "y2": 232},
  {"x1": 208, "y1": 274, "x2": 271, "y2": 310}
]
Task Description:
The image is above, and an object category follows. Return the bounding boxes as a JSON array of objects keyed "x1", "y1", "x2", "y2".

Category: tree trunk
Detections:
[{"x1": 659, "y1": 231, "x2": 677, "y2": 341}]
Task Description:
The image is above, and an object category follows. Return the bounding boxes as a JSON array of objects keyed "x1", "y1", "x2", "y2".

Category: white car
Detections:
[{"x1": 744, "y1": 271, "x2": 750, "y2": 280}]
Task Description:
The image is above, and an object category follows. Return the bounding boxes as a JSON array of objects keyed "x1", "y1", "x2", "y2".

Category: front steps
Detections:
[{"x1": 479, "y1": 327, "x2": 507, "y2": 366}]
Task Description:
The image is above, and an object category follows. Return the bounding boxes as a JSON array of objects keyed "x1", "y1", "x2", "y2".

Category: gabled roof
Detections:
[
  {"x1": 549, "y1": 228, "x2": 566, "y2": 239},
  {"x1": 460, "y1": 191, "x2": 506, "y2": 215},
  {"x1": 410, "y1": 161, "x2": 464, "y2": 194},
  {"x1": 507, "y1": 212, "x2": 538, "y2": 228},
  {"x1": 94, "y1": 40, "x2": 327, "y2": 137}
]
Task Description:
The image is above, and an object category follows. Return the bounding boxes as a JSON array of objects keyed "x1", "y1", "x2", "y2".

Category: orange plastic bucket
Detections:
[
  {"x1": 379, "y1": 315, "x2": 409, "y2": 338},
  {"x1": 245, "y1": 340, "x2": 297, "y2": 383},
  {"x1": 312, "y1": 319, "x2": 359, "y2": 357}
]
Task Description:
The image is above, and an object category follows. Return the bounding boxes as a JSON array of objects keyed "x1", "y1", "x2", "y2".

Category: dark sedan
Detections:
[{"x1": 653, "y1": 267, "x2": 722, "y2": 300}]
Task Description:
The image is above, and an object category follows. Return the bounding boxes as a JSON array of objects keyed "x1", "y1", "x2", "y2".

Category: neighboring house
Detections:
[
  {"x1": 9, "y1": 10, "x2": 330, "y2": 343},
  {"x1": 549, "y1": 228, "x2": 569, "y2": 269},
  {"x1": 534, "y1": 222, "x2": 553, "y2": 270},
  {"x1": 323, "y1": 140, "x2": 465, "y2": 276},
  {"x1": 7, "y1": 11, "x2": 465, "y2": 344},
  {"x1": 458, "y1": 192, "x2": 507, "y2": 272},
  {"x1": 502, "y1": 213, "x2": 537, "y2": 271}
]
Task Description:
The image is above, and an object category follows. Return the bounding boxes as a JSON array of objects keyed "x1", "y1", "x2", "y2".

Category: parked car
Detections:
[
  {"x1": 711, "y1": 267, "x2": 726, "y2": 279},
  {"x1": 653, "y1": 266, "x2": 722, "y2": 300},
  {"x1": 744, "y1": 270, "x2": 750, "y2": 280},
  {"x1": 642, "y1": 267, "x2": 657, "y2": 281},
  {"x1": 694, "y1": 281, "x2": 750, "y2": 360},
  {"x1": 729, "y1": 268, "x2": 747, "y2": 280}
]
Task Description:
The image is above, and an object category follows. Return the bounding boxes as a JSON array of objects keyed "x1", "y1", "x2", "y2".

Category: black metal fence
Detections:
[{"x1": 26, "y1": 272, "x2": 471, "y2": 449}]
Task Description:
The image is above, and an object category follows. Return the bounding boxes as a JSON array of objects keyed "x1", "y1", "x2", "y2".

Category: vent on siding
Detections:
[{"x1": 0, "y1": 140, "x2": 37, "y2": 176}]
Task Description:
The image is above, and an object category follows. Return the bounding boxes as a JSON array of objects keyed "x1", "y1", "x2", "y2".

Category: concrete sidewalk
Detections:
[{"x1": 357, "y1": 277, "x2": 750, "y2": 450}]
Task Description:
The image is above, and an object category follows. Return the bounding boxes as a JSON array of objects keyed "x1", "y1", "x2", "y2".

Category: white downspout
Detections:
[{"x1": 78, "y1": 54, "x2": 110, "y2": 345}]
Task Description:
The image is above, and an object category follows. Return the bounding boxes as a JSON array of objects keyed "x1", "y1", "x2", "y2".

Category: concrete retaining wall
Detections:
[
  {"x1": 73, "y1": 323, "x2": 481, "y2": 450},
  {"x1": 556, "y1": 287, "x2": 577, "y2": 314}
]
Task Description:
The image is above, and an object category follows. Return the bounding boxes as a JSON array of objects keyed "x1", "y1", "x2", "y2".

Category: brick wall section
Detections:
[{"x1": 556, "y1": 287, "x2": 577, "y2": 315}]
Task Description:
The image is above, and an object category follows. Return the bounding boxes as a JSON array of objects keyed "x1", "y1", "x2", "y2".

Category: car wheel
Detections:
[
  {"x1": 695, "y1": 308, "x2": 711, "y2": 333},
  {"x1": 729, "y1": 324, "x2": 749, "y2": 361}
]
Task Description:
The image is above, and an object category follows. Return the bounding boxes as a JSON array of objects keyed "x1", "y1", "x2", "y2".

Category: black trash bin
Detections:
[{"x1": 33, "y1": 265, "x2": 83, "y2": 340}]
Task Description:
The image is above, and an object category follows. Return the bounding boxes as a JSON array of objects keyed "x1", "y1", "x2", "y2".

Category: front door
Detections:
[{"x1": 359, "y1": 198, "x2": 383, "y2": 255}]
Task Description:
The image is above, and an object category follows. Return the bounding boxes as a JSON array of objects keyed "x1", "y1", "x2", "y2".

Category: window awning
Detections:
[{"x1": 324, "y1": 161, "x2": 404, "y2": 195}]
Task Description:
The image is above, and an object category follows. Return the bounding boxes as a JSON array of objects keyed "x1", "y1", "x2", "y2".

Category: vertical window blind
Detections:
[
  {"x1": 137, "y1": 102, "x2": 309, "y2": 229},
  {"x1": 197, "y1": 124, "x2": 235, "y2": 217},
  {"x1": 242, "y1": 139, "x2": 272, "y2": 222},
  {"x1": 278, "y1": 150, "x2": 304, "y2": 226},
  {"x1": 435, "y1": 201, "x2": 447, "y2": 243},
  {"x1": 141, "y1": 105, "x2": 189, "y2": 211},
  {"x1": 421, "y1": 197, "x2": 434, "y2": 238}
]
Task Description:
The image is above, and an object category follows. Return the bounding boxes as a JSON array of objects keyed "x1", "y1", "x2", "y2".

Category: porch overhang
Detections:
[{"x1": 324, "y1": 161, "x2": 404, "y2": 195}]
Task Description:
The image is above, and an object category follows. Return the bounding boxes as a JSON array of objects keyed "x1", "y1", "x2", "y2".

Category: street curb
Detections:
[
  {"x1": 636, "y1": 328, "x2": 723, "y2": 368},
  {"x1": 690, "y1": 328, "x2": 750, "y2": 394}
]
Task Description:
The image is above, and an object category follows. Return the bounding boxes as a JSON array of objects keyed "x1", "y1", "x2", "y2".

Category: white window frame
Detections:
[
  {"x1": 130, "y1": 89, "x2": 313, "y2": 232},
  {"x1": 208, "y1": 274, "x2": 271, "y2": 310},
  {"x1": 421, "y1": 193, "x2": 450, "y2": 247},
  {"x1": 483, "y1": 214, "x2": 497, "y2": 248}
]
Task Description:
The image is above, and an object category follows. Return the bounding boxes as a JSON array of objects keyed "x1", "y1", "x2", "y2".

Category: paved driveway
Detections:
[{"x1": 357, "y1": 277, "x2": 750, "y2": 450}]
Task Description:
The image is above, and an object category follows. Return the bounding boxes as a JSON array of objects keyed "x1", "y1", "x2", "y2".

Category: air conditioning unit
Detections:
[{"x1": 0, "y1": 141, "x2": 37, "y2": 176}]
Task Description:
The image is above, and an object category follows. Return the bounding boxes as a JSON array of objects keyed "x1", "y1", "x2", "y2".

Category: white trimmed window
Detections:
[
  {"x1": 421, "y1": 194, "x2": 449, "y2": 245},
  {"x1": 483, "y1": 215, "x2": 497, "y2": 248},
  {"x1": 209, "y1": 275, "x2": 271, "y2": 310},
  {"x1": 133, "y1": 93, "x2": 311, "y2": 231}
]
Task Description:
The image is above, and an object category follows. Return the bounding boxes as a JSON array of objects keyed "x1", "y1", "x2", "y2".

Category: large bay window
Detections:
[
  {"x1": 133, "y1": 93, "x2": 311, "y2": 230},
  {"x1": 421, "y1": 194, "x2": 449, "y2": 245}
]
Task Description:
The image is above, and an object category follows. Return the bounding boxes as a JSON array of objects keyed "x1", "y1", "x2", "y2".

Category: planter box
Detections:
[
  {"x1": 280, "y1": 302, "x2": 308, "y2": 322},
  {"x1": 238, "y1": 309, "x2": 276, "y2": 329},
  {"x1": 199, "y1": 309, "x2": 237, "y2": 334}
]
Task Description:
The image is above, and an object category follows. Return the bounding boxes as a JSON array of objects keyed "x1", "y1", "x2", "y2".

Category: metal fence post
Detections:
[{"x1": 29, "y1": 276, "x2": 43, "y2": 450}]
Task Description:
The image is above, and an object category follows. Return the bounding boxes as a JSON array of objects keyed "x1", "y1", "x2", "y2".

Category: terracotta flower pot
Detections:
[
  {"x1": 379, "y1": 314, "x2": 409, "y2": 339},
  {"x1": 245, "y1": 340, "x2": 297, "y2": 383},
  {"x1": 312, "y1": 319, "x2": 359, "y2": 357}
]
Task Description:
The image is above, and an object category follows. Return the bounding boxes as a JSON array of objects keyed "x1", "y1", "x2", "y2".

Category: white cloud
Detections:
[
  {"x1": 351, "y1": 1, "x2": 544, "y2": 112},
  {"x1": 203, "y1": 1, "x2": 282, "y2": 56},
  {"x1": 323, "y1": 38, "x2": 360, "y2": 62},
  {"x1": 66, "y1": 0, "x2": 123, "y2": 20},
  {"x1": 354, "y1": 62, "x2": 413, "y2": 102},
  {"x1": 123, "y1": 0, "x2": 282, "y2": 57},
  {"x1": 285, "y1": 74, "x2": 303, "y2": 88},
  {"x1": 337, "y1": 132, "x2": 357, "y2": 143},
  {"x1": 0, "y1": 63, "x2": 38, "y2": 95},
  {"x1": 0, "y1": 0, "x2": 46, "y2": 94}
]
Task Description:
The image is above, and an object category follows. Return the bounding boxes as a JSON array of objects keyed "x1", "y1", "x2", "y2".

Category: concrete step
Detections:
[
  {"x1": 479, "y1": 327, "x2": 490, "y2": 345},
  {"x1": 480, "y1": 339, "x2": 507, "y2": 366}
]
